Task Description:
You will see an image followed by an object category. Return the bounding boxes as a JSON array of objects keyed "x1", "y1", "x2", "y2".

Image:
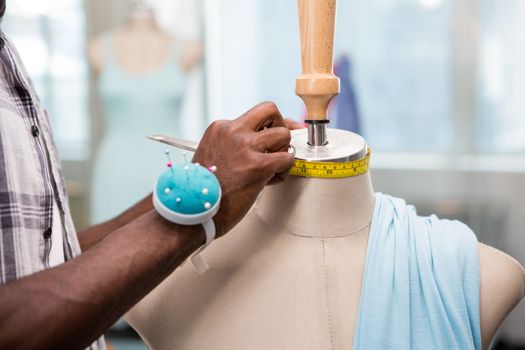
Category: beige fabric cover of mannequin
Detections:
[
  {"x1": 127, "y1": 211, "x2": 369, "y2": 349},
  {"x1": 126, "y1": 174, "x2": 373, "y2": 349}
]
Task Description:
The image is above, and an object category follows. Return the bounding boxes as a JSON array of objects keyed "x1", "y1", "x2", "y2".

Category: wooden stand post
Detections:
[{"x1": 295, "y1": 0, "x2": 340, "y2": 145}]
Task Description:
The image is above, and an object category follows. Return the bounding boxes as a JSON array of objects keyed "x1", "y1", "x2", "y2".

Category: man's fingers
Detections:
[
  {"x1": 284, "y1": 118, "x2": 306, "y2": 130},
  {"x1": 253, "y1": 127, "x2": 291, "y2": 153},
  {"x1": 264, "y1": 151, "x2": 294, "y2": 175},
  {"x1": 263, "y1": 151, "x2": 295, "y2": 185},
  {"x1": 252, "y1": 124, "x2": 293, "y2": 184},
  {"x1": 237, "y1": 102, "x2": 286, "y2": 131}
]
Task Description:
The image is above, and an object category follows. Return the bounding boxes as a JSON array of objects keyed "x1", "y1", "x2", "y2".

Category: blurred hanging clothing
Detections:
[
  {"x1": 0, "y1": 0, "x2": 5, "y2": 19},
  {"x1": 332, "y1": 55, "x2": 361, "y2": 134},
  {"x1": 90, "y1": 35, "x2": 186, "y2": 223}
]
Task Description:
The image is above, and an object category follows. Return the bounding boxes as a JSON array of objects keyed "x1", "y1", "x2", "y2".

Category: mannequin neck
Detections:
[
  {"x1": 255, "y1": 172, "x2": 375, "y2": 238},
  {"x1": 125, "y1": 12, "x2": 160, "y2": 33}
]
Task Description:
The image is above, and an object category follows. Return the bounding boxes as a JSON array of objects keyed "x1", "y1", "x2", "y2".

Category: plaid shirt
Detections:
[{"x1": 0, "y1": 29, "x2": 105, "y2": 349}]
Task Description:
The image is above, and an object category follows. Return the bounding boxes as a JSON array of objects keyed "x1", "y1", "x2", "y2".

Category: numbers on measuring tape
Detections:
[{"x1": 290, "y1": 149, "x2": 371, "y2": 179}]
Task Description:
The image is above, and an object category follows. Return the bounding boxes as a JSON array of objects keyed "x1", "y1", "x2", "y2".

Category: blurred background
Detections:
[{"x1": 2, "y1": 0, "x2": 524, "y2": 348}]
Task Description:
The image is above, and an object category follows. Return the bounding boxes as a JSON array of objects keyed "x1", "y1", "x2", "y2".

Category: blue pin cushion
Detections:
[{"x1": 153, "y1": 163, "x2": 221, "y2": 226}]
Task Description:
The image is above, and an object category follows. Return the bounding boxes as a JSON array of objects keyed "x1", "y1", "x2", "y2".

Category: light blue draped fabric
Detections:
[{"x1": 353, "y1": 193, "x2": 482, "y2": 350}]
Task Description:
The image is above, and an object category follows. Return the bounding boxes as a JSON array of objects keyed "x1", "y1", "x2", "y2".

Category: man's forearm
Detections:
[
  {"x1": 78, "y1": 194, "x2": 153, "y2": 251},
  {"x1": 0, "y1": 210, "x2": 204, "y2": 350}
]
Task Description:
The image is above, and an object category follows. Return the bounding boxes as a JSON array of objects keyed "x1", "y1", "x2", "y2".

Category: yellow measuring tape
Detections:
[{"x1": 290, "y1": 148, "x2": 371, "y2": 179}]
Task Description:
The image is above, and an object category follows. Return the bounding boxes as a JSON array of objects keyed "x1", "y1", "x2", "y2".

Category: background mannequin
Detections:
[{"x1": 88, "y1": 0, "x2": 203, "y2": 223}]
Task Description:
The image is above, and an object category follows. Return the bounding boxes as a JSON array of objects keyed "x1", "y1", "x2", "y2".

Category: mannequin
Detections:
[
  {"x1": 125, "y1": 170, "x2": 375, "y2": 349},
  {"x1": 125, "y1": 1, "x2": 524, "y2": 348},
  {"x1": 88, "y1": 0, "x2": 202, "y2": 76},
  {"x1": 125, "y1": 168, "x2": 524, "y2": 350},
  {"x1": 87, "y1": 0, "x2": 203, "y2": 223}
]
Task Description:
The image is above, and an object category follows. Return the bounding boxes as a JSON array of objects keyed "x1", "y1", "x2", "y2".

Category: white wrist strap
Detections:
[{"x1": 190, "y1": 219, "x2": 216, "y2": 275}]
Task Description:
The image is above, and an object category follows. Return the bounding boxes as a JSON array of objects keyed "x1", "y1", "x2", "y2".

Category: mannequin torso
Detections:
[
  {"x1": 126, "y1": 173, "x2": 374, "y2": 349},
  {"x1": 126, "y1": 168, "x2": 524, "y2": 349}
]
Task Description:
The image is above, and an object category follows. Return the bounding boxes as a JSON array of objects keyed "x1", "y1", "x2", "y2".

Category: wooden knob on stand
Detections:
[{"x1": 295, "y1": 0, "x2": 340, "y2": 146}]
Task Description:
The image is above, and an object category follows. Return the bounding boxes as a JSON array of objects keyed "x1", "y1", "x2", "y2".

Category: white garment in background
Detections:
[{"x1": 154, "y1": 0, "x2": 207, "y2": 141}]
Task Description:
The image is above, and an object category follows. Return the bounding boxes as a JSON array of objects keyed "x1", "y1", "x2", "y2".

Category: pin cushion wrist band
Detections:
[{"x1": 153, "y1": 150, "x2": 221, "y2": 274}]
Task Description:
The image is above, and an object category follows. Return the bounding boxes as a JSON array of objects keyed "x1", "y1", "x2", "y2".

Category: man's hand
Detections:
[
  {"x1": 78, "y1": 108, "x2": 304, "y2": 251},
  {"x1": 193, "y1": 102, "x2": 294, "y2": 237},
  {"x1": 284, "y1": 118, "x2": 306, "y2": 130}
]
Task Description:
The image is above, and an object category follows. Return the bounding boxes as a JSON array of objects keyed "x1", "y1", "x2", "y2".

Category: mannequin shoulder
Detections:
[
  {"x1": 87, "y1": 36, "x2": 105, "y2": 76},
  {"x1": 478, "y1": 243, "x2": 525, "y2": 348},
  {"x1": 179, "y1": 39, "x2": 203, "y2": 73},
  {"x1": 479, "y1": 243, "x2": 525, "y2": 301}
]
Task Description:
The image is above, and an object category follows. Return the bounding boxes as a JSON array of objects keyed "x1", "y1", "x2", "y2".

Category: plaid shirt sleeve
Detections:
[{"x1": 0, "y1": 30, "x2": 105, "y2": 350}]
